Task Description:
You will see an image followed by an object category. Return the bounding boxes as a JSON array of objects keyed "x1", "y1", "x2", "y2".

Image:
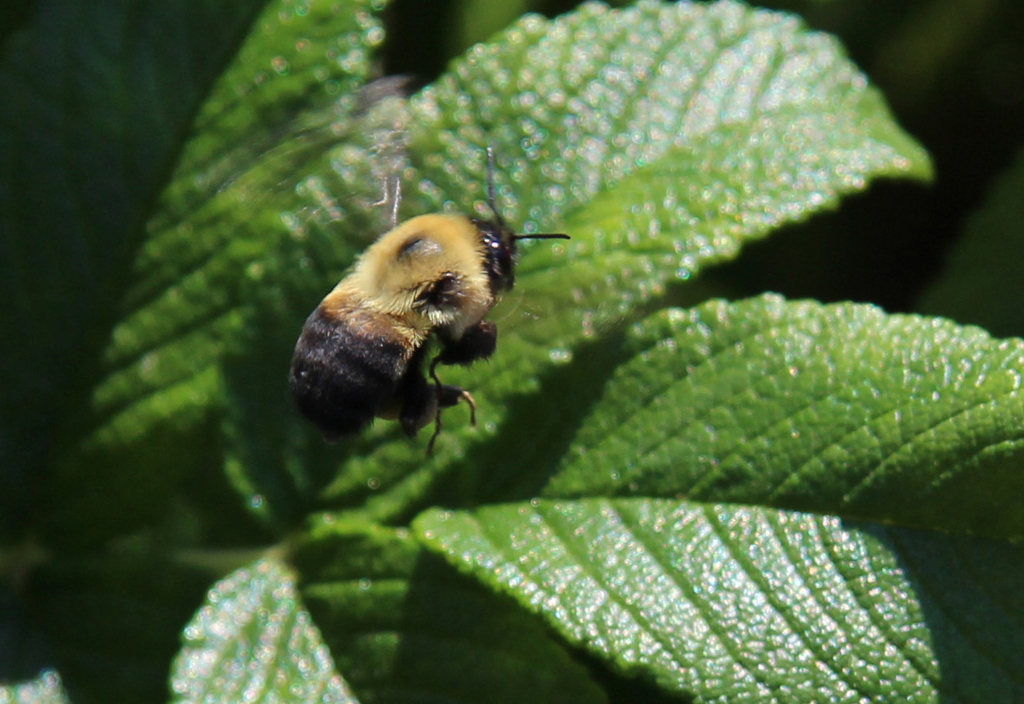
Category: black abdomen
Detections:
[{"x1": 289, "y1": 304, "x2": 410, "y2": 440}]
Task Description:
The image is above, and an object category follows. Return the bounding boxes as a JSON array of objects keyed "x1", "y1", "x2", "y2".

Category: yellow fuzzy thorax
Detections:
[{"x1": 331, "y1": 214, "x2": 497, "y2": 342}]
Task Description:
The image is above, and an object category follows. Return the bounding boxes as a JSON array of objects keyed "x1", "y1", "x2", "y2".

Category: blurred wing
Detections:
[{"x1": 199, "y1": 75, "x2": 417, "y2": 243}]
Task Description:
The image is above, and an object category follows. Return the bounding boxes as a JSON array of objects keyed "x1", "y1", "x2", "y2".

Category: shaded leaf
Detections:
[
  {"x1": 416, "y1": 498, "x2": 1024, "y2": 703},
  {"x1": 30, "y1": 0, "x2": 387, "y2": 546},
  {"x1": 0, "y1": 580, "x2": 52, "y2": 683},
  {"x1": 294, "y1": 520, "x2": 606, "y2": 704},
  {"x1": 170, "y1": 557, "x2": 357, "y2": 704},
  {"x1": 28, "y1": 553, "x2": 211, "y2": 704},
  {"x1": 0, "y1": 0, "x2": 269, "y2": 539}
]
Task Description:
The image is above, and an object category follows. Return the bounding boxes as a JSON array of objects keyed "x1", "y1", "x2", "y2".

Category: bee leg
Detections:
[
  {"x1": 426, "y1": 357, "x2": 477, "y2": 455},
  {"x1": 397, "y1": 363, "x2": 438, "y2": 438},
  {"x1": 436, "y1": 321, "x2": 497, "y2": 366},
  {"x1": 429, "y1": 357, "x2": 477, "y2": 423},
  {"x1": 425, "y1": 319, "x2": 495, "y2": 453}
]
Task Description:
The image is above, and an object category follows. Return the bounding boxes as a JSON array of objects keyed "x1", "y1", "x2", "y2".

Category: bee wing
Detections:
[
  {"x1": 286, "y1": 76, "x2": 417, "y2": 239},
  {"x1": 197, "y1": 76, "x2": 416, "y2": 242}
]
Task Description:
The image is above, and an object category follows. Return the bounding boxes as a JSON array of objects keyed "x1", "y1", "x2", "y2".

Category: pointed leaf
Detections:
[
  {"x1": 407, "y1": 0, "x2": 932, "y2": 330},
  {"x1": 416, "y1": 499, "x2": 1024, "y2": 703},
  {"x1": 294, "y1": 521, "x2": 606, "y2": 704},
  {"x1": 472, "y1": 295, "x2": 1024, "y2": 540},
  {"x1": 170, "y1": 558, "x2": 357, "y2": 704}
]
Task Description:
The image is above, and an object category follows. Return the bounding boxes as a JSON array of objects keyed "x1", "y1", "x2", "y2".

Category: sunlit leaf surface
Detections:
[
  {"x1": 417, "y1": 498, "x2": 1024, "y2": 703},
  {"x1": 170, "y1": 558, "x2": 358, "y2": 704},
  {"x1": 0, "y1": 672, "x2": 70, "y2": 704}
]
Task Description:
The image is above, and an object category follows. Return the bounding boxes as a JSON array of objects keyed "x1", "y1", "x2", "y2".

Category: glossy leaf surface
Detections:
[{"x1": 417, "y1": 498, "x2": 1024, "y2": 703}]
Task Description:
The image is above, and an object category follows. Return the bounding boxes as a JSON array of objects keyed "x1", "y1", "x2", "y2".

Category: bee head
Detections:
[{"x1": 475, "y1": 146, "x2": 569, "y2": 294}]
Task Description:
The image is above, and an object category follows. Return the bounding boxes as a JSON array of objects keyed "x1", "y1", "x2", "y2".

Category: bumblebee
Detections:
[{"x1": 289, "y1": 150, "x2": 568, "y2": 452}]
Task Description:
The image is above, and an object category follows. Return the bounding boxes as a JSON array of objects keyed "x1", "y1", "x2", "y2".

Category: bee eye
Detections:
[
  {"x1": 497, "y1": 248, "x2": 512, "y2": 275},
  {"x1": 417, "y1": 272, "x2": 460, "y2": 308},
  {"x1": 472, "y1": 218, "x2": 517, "y2": 293}
]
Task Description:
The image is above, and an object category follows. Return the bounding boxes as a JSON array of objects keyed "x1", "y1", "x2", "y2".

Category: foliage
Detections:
[{"x1": 2, "y1": 0, "x2": 1023, "y2": 702}]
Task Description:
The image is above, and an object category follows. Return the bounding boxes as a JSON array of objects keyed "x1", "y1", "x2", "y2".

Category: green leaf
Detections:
[
  {"x1": 3, "y1": 0, "x2": 931, "y2": 537},
  {"x1": 170, "y1": 557, "x2": 358, "y2": 704},
  {"x1": 27, "y1": 0, "x2": 387, "y2": 546},
  {"x1": 0, "y1": 672, "x2": 70, "y2": 704},
  {"x1": 917, "y1": 145, "x2": 1024, "y2": 338},
  {"x1": 226, "y1": 0, "x2": 932, "y2": 527},
  {"x1": 463, "y1": 295, "x2": 1024, "y2": 540},
  {"x1": 0, "y1": 0, "x2": 270, "y2": 539},
  {"x1": 415, "y1": 498, "x2": 1024, "y2": 703},
  {"x1": 407, "y1": 0, "x2": 932, "y2": 323},
  {"x1": 409, "y1": 292, "x2": 1024, "y2": 697},
  {"x1": 294, "y1": 521, "x2": 606, "y2": 704}
]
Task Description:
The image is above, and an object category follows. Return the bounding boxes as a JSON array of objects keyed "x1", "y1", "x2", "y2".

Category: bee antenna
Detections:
[
  {"x1": 514, "y1": 232, "x2": 571, "y2": 241},
  {"x1": 485, "y1": 144, "x2": 507, "y2": 227}
]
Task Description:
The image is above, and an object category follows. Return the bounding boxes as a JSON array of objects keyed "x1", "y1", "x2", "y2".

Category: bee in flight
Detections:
[{"x1": 289, "y1": 147, "x2": 569, "y2": 453}]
